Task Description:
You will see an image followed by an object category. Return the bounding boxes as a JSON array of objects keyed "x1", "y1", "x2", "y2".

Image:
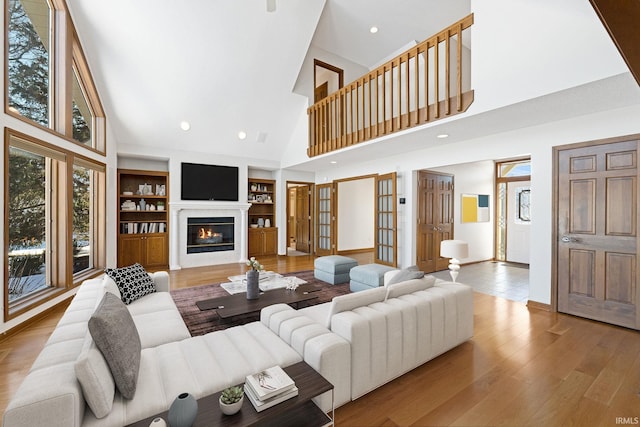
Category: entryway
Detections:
[{"x1": 286, "y1": 182, "x2": 313, "y2": 256}]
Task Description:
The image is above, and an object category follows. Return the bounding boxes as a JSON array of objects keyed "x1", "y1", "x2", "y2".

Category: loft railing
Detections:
[{"x1": 307, "y1": 13, "x2": 474, "y2": 157}]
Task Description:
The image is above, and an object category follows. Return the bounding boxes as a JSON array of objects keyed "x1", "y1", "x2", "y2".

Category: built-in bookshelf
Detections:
[
  {"x1": 117, "y1": 169, "x2": 169, "y2": 268},
  {"x1": 248, "y1": 178, "x2": 277, "y2": 256}
]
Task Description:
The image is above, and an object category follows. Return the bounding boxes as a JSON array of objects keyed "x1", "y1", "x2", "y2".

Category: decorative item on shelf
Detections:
[
  {"x1": 149, "y1": 417, "x2": 167, "y2": 427},
  {"x1": 256, "y1": 195, "x2": 264, "y2": 203},
  {"x1": 250, "y1": 224, "x2": 259, "y2": 228},
  {"x1": 168, "y1": 392, "x2": 198, "y2": 427},
  {"x1": 157, "y1": 201, "x2": 165, "y2": 211},
  {"x1": 245, "y1": 257, "x2": 264, "y2": 300},
  {"x1": 440, "y1": 240, "x2": 469, "y2": 282},
  {"x1": 139, "y1": 198, "x2": 146, "y2": 211},
  {"x1": 251, "y1": 183, "x2": 257, "y2": 192},
  {"x1": 219, "y1": 386, "x2": 244, "y2": 416},
  {"x1": 156, "y1": 184, "x2": 166, "y2": 196},
  {"x1": 257, "y1": 218, "x2": 265, "y2": 227},
  {"x1": 264, "y1": 218, "x2": 271, "y2": 228},
  {"x1": 265, "y1": 195, "x2": 272, "y2": 203},
  {"x1": 121, "y1": 200, "x2": 136, "y2": 211}
]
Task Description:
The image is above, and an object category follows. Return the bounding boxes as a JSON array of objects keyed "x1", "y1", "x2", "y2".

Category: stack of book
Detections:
[{"x1": 244, "y1": 366, "x2": 298, "y2": 412}]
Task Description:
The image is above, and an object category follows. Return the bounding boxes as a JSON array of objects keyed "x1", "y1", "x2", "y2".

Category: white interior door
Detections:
[{"x1": 506, "y1": 181, "x2": 530, "y2": 264}]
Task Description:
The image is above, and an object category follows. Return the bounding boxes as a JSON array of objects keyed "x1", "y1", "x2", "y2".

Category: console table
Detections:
[{"x1": 127, "y1": 361, "x2": 334, "y2": 427}]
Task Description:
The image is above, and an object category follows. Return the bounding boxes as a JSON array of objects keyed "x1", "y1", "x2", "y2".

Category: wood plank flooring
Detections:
[{"x1": 1, "y1": 253, "x2": 639, "y2": 426}]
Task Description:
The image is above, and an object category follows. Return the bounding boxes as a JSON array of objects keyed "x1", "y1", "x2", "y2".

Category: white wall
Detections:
[
  {"x1": 337, "y1": 178, "x2": 375, "y2": 251},
  {"x1": 469, "y1": 0, "x2": 628, "y2": 114}
]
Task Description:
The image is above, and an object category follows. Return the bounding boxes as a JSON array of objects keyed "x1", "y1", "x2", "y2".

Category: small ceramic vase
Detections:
[
  {"x1": 246, "y1": 270, "x2": 260, "y2": 300},
  {"x1": 149, "y1": 417, "x2": 167, "y2": 427},
  {"x1": 264, "y1": 218, "x2": 271, "y2": 228},
  {"x1": 168, "y1": 392, "x2": 198, "y2": 427}
]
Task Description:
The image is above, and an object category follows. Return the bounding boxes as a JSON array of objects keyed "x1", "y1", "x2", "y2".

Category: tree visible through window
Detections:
[
  {"x1": 7, "y1": 146, "x2": 50, "y2": 301},
  {"x1": 73, "y1": 164, "x2": 91, "y2": 273},
  {"x1": 7, "y1": 0, "x2": 50, "y2": 126}
]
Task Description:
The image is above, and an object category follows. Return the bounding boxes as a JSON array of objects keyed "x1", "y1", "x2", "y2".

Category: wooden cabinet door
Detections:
[
  {"x1": 118, "y1": 235, "x2": 145, "y2": 267},
  {"x1": 145, "y1": 235, "x2": 168, "y2": 267},
  {"x1": 263, "y1": 228, "x2": 278, "y2": 255},
  {"x1": 557, "y1": 139, "x2": 639, "y2": 330},
  {"x1": 248, "y1": 229, "x2": 262, "y2": 257},
  {"x1": 416, "y1": 171, "x2": 454, "y2": 273}
]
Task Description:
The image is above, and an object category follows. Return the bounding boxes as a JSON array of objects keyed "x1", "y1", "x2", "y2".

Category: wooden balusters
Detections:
[{"x1": 306, "y1": 13, "x2": 475, "y2": 157}]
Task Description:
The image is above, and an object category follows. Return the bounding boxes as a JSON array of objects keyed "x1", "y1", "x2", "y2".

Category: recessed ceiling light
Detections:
[
  {"x1": 180, "y1": 121, "x2": 191, "y2": 131},
  {"x1": 330, "y1": 160, "x2": 337, "y2": 164},
  {"x1": 370, "y1": 26, "x2": 378, "y2": 34},
  {"x1": 436, "y1": 133, "x2": 449, "y2": 139},
  {"x1": 238, "y1": 131, "x2": 247, "y2": 140}
]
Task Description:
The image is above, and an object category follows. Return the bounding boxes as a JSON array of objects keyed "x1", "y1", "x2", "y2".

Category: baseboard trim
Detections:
[{"x1": 527, "y1": 300, "x2": 551, "y2": 312}]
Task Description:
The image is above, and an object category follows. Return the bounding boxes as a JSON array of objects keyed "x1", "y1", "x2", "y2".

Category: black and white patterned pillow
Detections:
[{"x1": 104, "y1": 263, "x2": 156, "y2": 305}]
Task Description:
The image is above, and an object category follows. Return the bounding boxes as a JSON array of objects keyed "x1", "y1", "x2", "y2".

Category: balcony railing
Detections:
[{"x1": 307, "y1": 14, "x2": 474, "y2": 157}]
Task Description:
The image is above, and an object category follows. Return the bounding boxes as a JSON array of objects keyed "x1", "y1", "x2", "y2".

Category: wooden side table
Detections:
[{"x1": 127, "y1": 361, "x2": 334, "y2": 427}]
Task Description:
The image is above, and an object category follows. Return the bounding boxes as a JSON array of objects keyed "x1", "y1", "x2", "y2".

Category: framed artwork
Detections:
[{"x1": 461, "y1": 194, "x2": 490, "y2": 222}]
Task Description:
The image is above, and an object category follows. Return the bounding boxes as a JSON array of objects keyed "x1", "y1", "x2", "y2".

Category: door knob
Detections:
[{"x1": 561, "y1": 235, "x2": 578, "y2": 243}]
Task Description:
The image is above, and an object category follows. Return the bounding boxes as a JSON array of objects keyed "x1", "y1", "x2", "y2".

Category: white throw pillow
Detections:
[{"x1": 75, "y1": 334, "x2": 115, "y2": 418}]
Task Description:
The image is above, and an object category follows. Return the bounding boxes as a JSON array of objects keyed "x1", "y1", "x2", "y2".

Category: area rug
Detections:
[{"x1": 170, "y1": 270, "x2": 350, "y2": 336}]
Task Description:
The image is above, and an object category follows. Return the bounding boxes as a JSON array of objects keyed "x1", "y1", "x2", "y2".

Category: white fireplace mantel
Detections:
[{"x1": 169, "y1": 202, "x2": 251, "y2": 270}]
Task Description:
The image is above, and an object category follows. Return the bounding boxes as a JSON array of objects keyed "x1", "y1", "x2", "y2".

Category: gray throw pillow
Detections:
[
  {"x1": 386, "y1": 268, "x2": 425, "y2": 286},
  {"x1": 105, "y1": 263, "x2": 156, "y2": 304},
  {"x1": 89, "y1": 292, "x2": 141, "y2": 399}
]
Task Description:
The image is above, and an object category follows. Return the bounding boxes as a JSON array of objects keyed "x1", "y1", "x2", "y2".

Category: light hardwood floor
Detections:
[{"x1": 2, "y1": 254, "x2": 639, "y2": 426}]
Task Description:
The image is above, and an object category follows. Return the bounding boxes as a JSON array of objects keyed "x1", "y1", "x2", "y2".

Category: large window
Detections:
[
  {"x1": 7, "y1": 0, "x2": 50, "y2": 126},
  {"x1": 5, "y1": 130, "x2": 105, "y2": 320},
  {"x1": 5, "y1": 0, "x2": 105, "y2": 152}
]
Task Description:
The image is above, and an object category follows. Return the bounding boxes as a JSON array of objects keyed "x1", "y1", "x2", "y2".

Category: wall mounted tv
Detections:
[{"x1": 181, "y1": 162, "x2": 239, "y2": 201}]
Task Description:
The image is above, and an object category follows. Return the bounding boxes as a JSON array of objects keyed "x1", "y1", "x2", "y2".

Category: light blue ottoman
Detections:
[
  {"x1": 314, "y1": 255, "x2": 358, "y2": 285},
  {"x1": 349, "y1": 263, "x2": 395, "y2": 292}
]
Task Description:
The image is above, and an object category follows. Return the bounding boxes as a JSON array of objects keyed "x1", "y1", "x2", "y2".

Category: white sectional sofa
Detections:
[
  {"x1": 3, "y1": 268, "x2": 473, "y2": 427},
  {"x1": 3, "y1": 272, "x2": 348, "y2": 427}
]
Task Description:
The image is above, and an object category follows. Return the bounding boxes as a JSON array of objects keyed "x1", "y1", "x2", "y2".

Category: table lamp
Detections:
[{"x1": 440, "y1": 240, "x2": 469, "y2": 282}]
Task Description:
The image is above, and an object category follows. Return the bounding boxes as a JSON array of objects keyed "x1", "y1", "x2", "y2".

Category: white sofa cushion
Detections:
[
  {"x1": 127, "y1": 292, "x2": 191, "y2": 348},
  {"x1": 75, "y1": 334, "x2": 115, "y2": 418},
  {"x1": 385, "y1": 275, "x2": 436, "y2": 299},
  {"x1": 324, "y1": 286, "x2": 387, "y2": 328}
]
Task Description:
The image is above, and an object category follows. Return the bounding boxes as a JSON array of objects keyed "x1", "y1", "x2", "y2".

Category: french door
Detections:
[
  {"x1": 375, "y1": 173, "x2": 397, "y2": 266},
  {"x1": 315, "y1": 183, "x2": 334, "y2": 256}
]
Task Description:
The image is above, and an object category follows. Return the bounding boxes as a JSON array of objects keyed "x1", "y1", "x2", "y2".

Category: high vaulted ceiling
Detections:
[{"x1": 65, "y1": 0, "x2": 471, "y2": 166}]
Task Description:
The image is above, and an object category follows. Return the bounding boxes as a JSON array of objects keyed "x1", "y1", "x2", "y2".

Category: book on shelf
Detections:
[
  {"x1": 245, "y1": 365, "x2": 295, "y2": 401},
  {"x1": 244, "y1": 383, "x2": 298, "y2": 412}
]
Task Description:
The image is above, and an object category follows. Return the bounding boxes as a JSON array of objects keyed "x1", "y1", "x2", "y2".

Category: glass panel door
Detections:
[
  {"x1": 315, "y1": 183, "x2": 334, "y2": 256},
  {"x1": 375, "y1": 172, "x2": 397, "y2": 266}
]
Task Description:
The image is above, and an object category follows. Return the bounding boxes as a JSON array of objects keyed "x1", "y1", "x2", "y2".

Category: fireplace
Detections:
[{"x1": 187, "y1": 217, "x2": 234, "y2": 254}]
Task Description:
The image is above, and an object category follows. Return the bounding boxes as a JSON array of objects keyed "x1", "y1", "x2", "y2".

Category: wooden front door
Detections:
[
  {"x1": 556, "y1": 137, "x2": 639, "y2": 330},
  {"x1": 416, "y1": 171, "x2": 454, "y2": 272}
]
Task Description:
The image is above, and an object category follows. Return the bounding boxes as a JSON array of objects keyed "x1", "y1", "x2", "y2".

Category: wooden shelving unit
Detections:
[
  {"x1": 248, "y1": 178, "x2": 277, "y2": 257},
  {"x1": 117, "y1": 169, "x2": 169, "y2": 268}
]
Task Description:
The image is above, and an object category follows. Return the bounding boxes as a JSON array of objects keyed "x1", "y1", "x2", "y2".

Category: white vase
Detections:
[
  {"x1": 149, "y1": 417, "x2": 167, "y2": 427},
  {"x1": 265, "y1": 218, "x2": 271, "y2": 228},
  {"x1": 219, "y1": 396, "x2": 244, "y2": 415}
]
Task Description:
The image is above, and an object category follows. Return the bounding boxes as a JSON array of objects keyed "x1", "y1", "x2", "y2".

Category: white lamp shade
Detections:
[{"x1": 440, "y1": 240, "x2": 469, "y2": 259}]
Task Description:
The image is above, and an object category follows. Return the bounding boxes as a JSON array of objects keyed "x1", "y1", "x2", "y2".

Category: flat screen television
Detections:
[{"x1": 181, "y1": 162, "x2": 239, "y2": 201}]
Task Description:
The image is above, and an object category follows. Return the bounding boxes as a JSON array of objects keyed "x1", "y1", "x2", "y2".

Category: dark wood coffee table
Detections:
[
  {"x1": 196, "y1": 284, "x2": 321, "y2": 319},
  {"x1": 126, "y1": 361, "x2": 334, "y2": 427}
]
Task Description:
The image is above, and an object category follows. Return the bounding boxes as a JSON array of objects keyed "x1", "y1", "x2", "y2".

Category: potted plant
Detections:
[{"x1": 219, "y1": 386, "x2": 244, "y2": 415}]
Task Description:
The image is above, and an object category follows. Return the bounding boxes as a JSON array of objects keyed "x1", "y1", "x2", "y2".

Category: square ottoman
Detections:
[
  {"x1": 314, "y1": 255, "x2": 358, "y2": 285},
  {"x1": 350, "y1": 263, "x2": 396, "y2": 292}
]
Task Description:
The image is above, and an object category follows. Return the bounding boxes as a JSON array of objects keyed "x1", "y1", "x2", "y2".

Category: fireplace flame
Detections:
[{"x1": 198, "y1": 228, "x2": 212, "y2": 239}]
